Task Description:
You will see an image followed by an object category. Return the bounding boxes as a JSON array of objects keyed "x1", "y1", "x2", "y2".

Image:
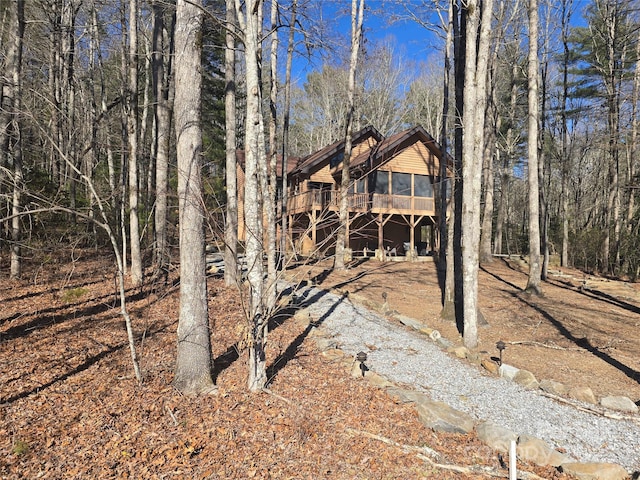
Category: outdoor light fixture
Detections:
[
  {"x1": 496, "y1": 340, "x2": 506, "y2": 366},
  {"x1": 356, "y1": 351, "x2": 368, "y2": 377}
]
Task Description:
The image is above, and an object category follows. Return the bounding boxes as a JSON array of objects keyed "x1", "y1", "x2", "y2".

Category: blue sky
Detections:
[{"x1": 291, "y1": 1, "x2": 443, "y2": 82}]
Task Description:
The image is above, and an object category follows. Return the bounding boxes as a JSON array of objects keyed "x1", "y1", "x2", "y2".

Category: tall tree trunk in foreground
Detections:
[
  {"x1": 262, "y1": 0, "x2": 279, "y2": 311},
  {"x1": 6, "y1": 0, "x2": 25, "y2": 279},
  {"x1": 438, "y1": 0, "x2": 455, "y2": 320},
  {"x1": 280, "y1": 0, "x2": 297, "y2": 265},
  {"x1": 525, "y1": 0, "x2": 542, "y2": 295},
  {"x1": 128, "y1": 0, "x2": 143, "y2": 286},
  {"x1": 237, "y1": 0, "x2": 268, "y2": 392},
  {"x1": 334, "y1": 0, "x2": 364, "y2": 271},
  {"x1": 560, "y1": 0, "x2": 571, "y2": 268},
  {"x1": 152, "y1": 0, "x2": 173, "y2": 280},
  {"x1": 460, "y1": 0, "x2": 493, "y2": 349},
  {"x1": 173, "y1": 0, "x2": 216, "y2": 395},
  {"x1": 224, "y1": 0, "x2": 239, "y2": 287}
]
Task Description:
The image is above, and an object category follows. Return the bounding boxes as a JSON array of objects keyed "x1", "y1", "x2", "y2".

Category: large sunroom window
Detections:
[
  {"x1": 414, "y1": 174, "x2": 433, "y2": 197},
  {"x1": 392, "y1": 172, "x2": 411, "y2": 196}
]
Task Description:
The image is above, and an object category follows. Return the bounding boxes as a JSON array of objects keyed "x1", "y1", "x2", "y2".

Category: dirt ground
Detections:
[
  {"x1": 295, "y1": 256, "x2": 640, "y2": 403},
  {"x1": 1, "y1": 249, "x2": 636, "y2": 478}
]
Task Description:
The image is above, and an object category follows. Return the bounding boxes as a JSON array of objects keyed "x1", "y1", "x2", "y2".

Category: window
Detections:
[
  {"x1": 356, "y1": 177, "x2": 366, "y2": 194},
  {"x1": 330, "y1": 151, "x2": 344, "y2": 168},
  {"x1": 414, "y1": 174, "x2": 433, "y2": 197},
  {"x1": 372, "y1": 171, "x2": 389, "y2": 194},
  {"x1": 392, "y1": 172, "x2": 411, "y2": 196}
]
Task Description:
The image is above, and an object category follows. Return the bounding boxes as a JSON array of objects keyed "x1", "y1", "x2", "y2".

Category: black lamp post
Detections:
[
  {"x1": 356, "y1": 351, "x2": 368, "y2": 377},
  {"x1": 496, "y1": 340, "x2": 506, "y2": 366}
]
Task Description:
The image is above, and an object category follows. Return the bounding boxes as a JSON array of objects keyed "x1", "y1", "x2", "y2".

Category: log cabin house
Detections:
[{"x1": 238, "y1": 124, "x2": 452, "y2": 261}]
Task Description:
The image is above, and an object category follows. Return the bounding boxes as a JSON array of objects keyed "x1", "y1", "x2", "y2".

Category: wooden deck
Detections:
[{"x1": 287, "y1": 190, "x2": 436, "y2": 216}]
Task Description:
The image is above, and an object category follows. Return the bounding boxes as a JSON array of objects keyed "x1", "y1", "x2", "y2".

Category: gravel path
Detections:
[{"x1": 299, "y1": 285, "x2": 640, "y2": 472}]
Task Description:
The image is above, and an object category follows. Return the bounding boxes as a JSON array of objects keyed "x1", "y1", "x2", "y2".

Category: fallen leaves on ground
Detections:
[{"x1": 1, "y1": 250, "x2": 569, "y2": 479}]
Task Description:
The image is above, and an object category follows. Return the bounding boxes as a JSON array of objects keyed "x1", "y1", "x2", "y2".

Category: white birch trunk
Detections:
[
  {"x1": 335, "y1": 0, "x2": 364, "y2": 271},
  {"x1": 128, "y1": 0, "x2": 143, "y2": 286},
  {"x1": 237, "y1": 0, "x2": 268, "y2": 392},
  {"x1": 224, "y1": 0, "x2": 239, "y2": 287},
  {"x1": 525, "y1": 0, "x2": 542, "y2": 295},
  {"x1": 461, "y1": 0, "x2": 494, "y2": 349}
]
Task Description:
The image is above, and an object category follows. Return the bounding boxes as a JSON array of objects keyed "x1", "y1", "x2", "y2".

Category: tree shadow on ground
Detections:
[
  {"x1": 1, "y1": 287, "x2": 148, "y2": 342},
  {"x1": 1, "y1": 346, "x2": 124, "y2": 405},
  {"x1": 548, "y1": 277, "x2": 640, "y2": 316},
  {"x1": 1, "y1": 316, "x2": 176, "y2": 405},
  {"x1": 509, "y1": 290, "x2": 640, "y2": 386},
  {"x1": 481, "y1": 265, "x2": 640, "y2": 386},
  {"x1": 211, "y1": 281, "x2": 325, "y2": 383},
  {"x1": 266, "y1": 290, "x2": 350, "y2": 386}
]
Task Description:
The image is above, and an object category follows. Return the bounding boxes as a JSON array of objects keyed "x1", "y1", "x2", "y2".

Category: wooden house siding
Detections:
[
  {"x1": 384, "y1": 142, "x2": 438, "y2": 176},
  {"x1": 308, "y1": 163, "x2": 335, "y2": 185},
  {"x1": 352, "y1": 136, "x2": 377, "y2": 157}
]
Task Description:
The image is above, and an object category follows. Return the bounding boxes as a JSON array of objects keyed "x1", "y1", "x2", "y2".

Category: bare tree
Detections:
[
  {"x1": 127, "y1": 0, "x2": 143, "y2": 287},
  {"x1": 173, "y1": 0, "x2": 216, "y2": 395},
  {"x1": 334, "y1": 0, "x2": 364, "y2": 271},
  {"x1": 460, "y1": 0, "x2": 494, "y2": 349},
  {"x1": 2, "y1": 0, "x2": 25, "y2": 279},
  {"x1": 152, "y1": 0, "x2": 174, "y2": 281},
  {"x1": 280, "y1": 0, "x2": 297, "y2": 264},
  {"x1": 236, "y1": 0, "x2": 269, "y2": 392},
  {"x1": 525, "y1": 0, "x2": 542, "y2": 295},
  {"x1": 224, "y1": 0, "x2": 239, "y2": 287}
]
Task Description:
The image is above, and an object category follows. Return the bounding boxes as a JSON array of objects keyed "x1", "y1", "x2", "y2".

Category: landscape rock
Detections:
[
  {"x1": 415, "y1": 400, "x2": 476, "y2": 434},
  {"x1": 465, "y1": 352, "x2": 482, "y2": 365},
  {"x1": 499, "y1": 363, "x2": 519, "y2": 380},
  {"x1": 599, "y1": 395, "x2": 639, "y2": 414},
  {"x1": 568, "y1": 386, "x2": 597, "y2": 405},
  {"x1": 481, "y1": 358, "x2": 500, "y2": 375},
  {"x1": 320, "y1": 348, "x2": 345, "y2": 361},
  {"x1": 539, "y1": 379, "x2": 569, "y2": 396},
  {"x1": 395, "y1": 314, "x2": 424, "y2": 331},
  {"x1": 315, "y1": 337, "x2": 339, "y2": 351},
  {"x1": 476, "y1": 421, "x2": 517, "y2": 452},
  {"x1": 435, "y1": 337, "x2": 454, "y2": 349},
  {"x1": 517, "y1": 434, "x2": 569, "y2": 467},
  {"x1": 451, "y1": 346, "x2": 469, "y2": 359},
  {"x1": 385, "y1": 387, "x2": 430, "y2": 405},
  {"x1": 365, "y1": 371, "x2": 395, "y2": 389},
  {"x1": 560, "y1": 462, "x2": 629, "y2": 480},
  {"x1": 513, "y1": 369, "x2": 539, "y2": 390}
]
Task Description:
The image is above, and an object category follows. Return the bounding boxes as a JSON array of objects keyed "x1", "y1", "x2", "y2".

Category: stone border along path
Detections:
[{"x1": 287, "y1": 283, "x2": 640, "y2": 480}]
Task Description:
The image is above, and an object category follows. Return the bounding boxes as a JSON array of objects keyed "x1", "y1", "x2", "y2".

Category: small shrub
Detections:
[
  {"x1": 61, "y1": 287, "x2": 88, "y2": 303},
  {"x1": 12, "y1": 440, "x2": 29, "y2": 456}
]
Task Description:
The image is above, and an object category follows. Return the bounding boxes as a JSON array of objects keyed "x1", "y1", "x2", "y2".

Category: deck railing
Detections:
[{"x1": 286, "y1": 190, "x2": 435, "y2": 215}]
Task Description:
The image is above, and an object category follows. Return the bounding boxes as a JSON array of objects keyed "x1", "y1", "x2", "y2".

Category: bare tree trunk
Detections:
[
  {"x1": 263, "y1": 0, "x2": 279, "y2": 311},
  {"x1": 461, "y1": 0, "x2": 493, "y2": 349},
  {"x1": 560, "y1": 0, "x2": 570, "y2": 267},
  {"x1": 224, "y1": 0, "x2": 238, "y2": 287},
  {"x1": 525, "y1": 0, "x2": 542, "y2": 295},
  {"x1": 128, "y1": 0, "x2": 143, "y2": 287},
  {"x1": 280, "y1": 0, "x2": 297, "y2": 265},
  {"x1": 438, "y1": 0, "x2": 455, "y2": 321},
  {"x1": 237, "y1": 0, "x2": 268, "y2": 392},
  {"x1": 334, "y1": 0, "x2": 364, "y2": 271},
  {"x1": 7, "y1": 0, "x2": 25, "y2": 279},
  {"x1": 173, "y1": 0, "x2": 216, "y2": 395},
  {"x1": 152, "y1": 0, "x2": 173, "y2": 280}
]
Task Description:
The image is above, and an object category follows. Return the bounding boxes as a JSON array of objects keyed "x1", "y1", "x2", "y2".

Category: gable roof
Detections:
[
  {"x1": 361, "y1": 124, "x2": 448, "y2": 171},
  {"x1": 236, "y1": 149, "x2": 301, "y2": 176},
  {"x1": 292, "y1": 125, "x2": 383, "y2": 176}
]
